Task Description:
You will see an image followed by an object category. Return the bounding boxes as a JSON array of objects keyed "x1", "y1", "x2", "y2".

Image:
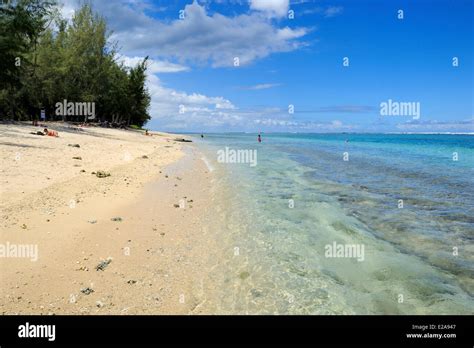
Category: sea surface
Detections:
[{"x1": 195, "y1": 133, "x2": 474, "y2": 314}]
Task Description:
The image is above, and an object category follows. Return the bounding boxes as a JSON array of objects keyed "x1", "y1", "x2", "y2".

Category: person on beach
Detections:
[
  {"x1": 258, "y1": 133, "x2": 262, "y2": 143},
  {"x1": 30, "y1": 131, "x2": 45, "y2": 136},
  {"x1": 43, "y1": 128, "x2": 58, "y2": 137}
]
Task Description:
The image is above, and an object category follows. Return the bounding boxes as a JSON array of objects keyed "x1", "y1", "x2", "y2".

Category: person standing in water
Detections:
[{"x1": 258, "y1": 133, "x2": 262, "y2": 143}]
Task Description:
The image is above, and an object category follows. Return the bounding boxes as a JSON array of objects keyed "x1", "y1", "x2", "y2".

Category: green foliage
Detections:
[{"x1": 0, "y1": 1, "x2": 151, "y2": 127}]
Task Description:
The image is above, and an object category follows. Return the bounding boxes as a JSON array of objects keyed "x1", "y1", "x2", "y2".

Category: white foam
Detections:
[{"x1": 201, "y1": 156, "x2": 214, "y2": 172}]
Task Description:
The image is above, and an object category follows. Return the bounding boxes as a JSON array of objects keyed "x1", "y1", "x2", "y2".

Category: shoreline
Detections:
[
  {"x1": 0, "y1": 123, "x2": 221, "y2": 314},
  {"x1": 3, "y1": 125, "x2": 471, "y2": 315}
]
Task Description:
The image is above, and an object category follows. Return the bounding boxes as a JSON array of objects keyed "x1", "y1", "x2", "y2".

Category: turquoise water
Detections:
[{"x1": 196, "y1": 133, "x2": 474, "y2": 314}]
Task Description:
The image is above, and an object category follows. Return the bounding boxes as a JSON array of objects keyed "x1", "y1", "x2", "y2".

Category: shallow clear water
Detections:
[{"x1": 196, "y1": 133, "x2": 474, "y2": 314}]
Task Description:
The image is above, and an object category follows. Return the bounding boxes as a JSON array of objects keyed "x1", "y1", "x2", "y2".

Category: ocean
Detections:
[{"x1": 195, "y1": 133, "x2": 474, "y2": 314}]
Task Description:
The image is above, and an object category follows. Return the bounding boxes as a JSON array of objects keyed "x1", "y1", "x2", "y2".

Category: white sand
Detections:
[{"x1": 0, "y1": 123, "x2": 221, "y2": 314}]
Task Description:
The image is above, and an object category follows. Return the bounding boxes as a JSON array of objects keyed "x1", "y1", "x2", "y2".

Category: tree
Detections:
[
  {"x1": 0, "y1": 1, "x2": 151, "y2": 126},
  {"x1": 0, "y1": 0, "x2": 56, "y2": 119},
  {"x1": 127, "y1": 57, "x2": 151, "y2": 127}
]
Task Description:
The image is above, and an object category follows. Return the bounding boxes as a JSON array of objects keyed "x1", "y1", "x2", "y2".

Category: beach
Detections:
[
  {"x1": 0, "y1": 123, "x2": 221, "y2": 314},
  {"x1": 1, "y1": 127, "x2": 473, "y2": 315}
]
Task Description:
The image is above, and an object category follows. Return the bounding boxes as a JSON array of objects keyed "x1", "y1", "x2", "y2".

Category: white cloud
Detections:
[
  {"x1": 56, "y1": 0, "x2": 313, "y2": 130},
  {"x1": 312, "y1": 105, "x2": 376, "y2": 113},
  {"x1": 301, "y1": 5, "x2": 344, "y2": 18},
  {"x1": 254, "y1": 118, "x2": 298, "y2": 126},
  {"x1": 141, "y1": 69, "x2": 237, "y2": 127},
  {"x1": 241, "y1": 83, "x2": 282, "y2": 90},
  {"x1": 118, "y1": 55, "x2": 189, "y2": 73},
  {"x1": 252, "y1": 118, "x2": 357, "y2": 132},
  {"x1": 249, "y1": 0, "x2": 289, "y2": 18},
  {"x1": 58, "y1": 0, "x2": 77, "y2": 20},
  {"x1": 395, "y1": 119, "x2": 474, "y2": 132},
  {"x1": 80, "y1": 1, "x2": 309, "y2": 67},
  {"x1": 277, "y1": 26, "x2": 307, "y2": 40},
  {"x1": 324, "y1": 6, "x2": 343, "y2": 18}
]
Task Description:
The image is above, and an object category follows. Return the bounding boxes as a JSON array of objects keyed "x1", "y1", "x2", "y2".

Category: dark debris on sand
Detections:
[{"x1": 95, "y1": 258, "x2": 112, "y2": 271}]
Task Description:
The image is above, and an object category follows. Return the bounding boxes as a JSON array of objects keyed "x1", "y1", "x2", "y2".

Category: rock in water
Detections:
[{"x1": 239, "y1": 271, "x2": 250, "y2": 280}]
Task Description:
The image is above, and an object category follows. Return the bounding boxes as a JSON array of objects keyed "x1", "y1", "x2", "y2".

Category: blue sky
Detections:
[{"x1": 61, "y1": 0, "x2": 473, "y2": 133}]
